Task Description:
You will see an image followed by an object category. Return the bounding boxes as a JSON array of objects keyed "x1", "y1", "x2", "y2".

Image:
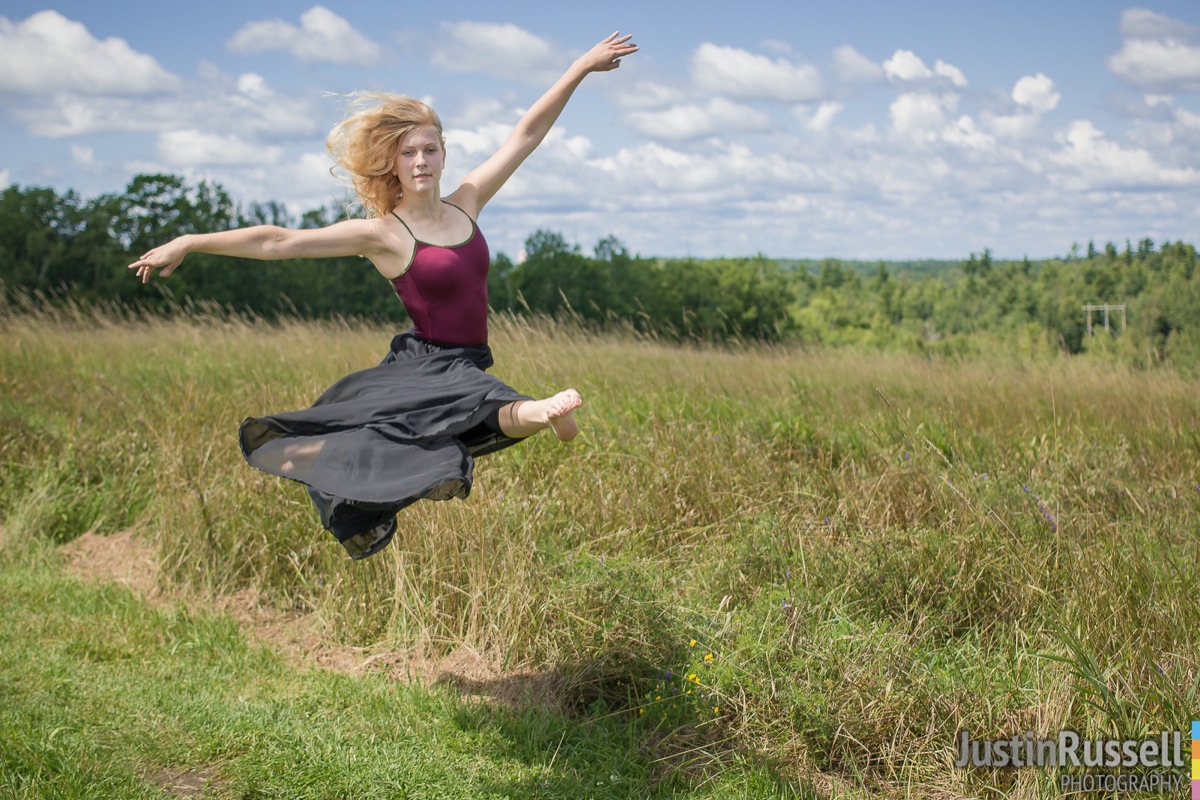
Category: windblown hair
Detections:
[{"x1": 326, "y1": 93, "x2": 445, "y2": 218}]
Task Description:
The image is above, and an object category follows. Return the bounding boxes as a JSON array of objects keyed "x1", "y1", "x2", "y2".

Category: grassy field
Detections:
[{"x1": 1, "y1": 307, "x2": 1198, "y2": 798}]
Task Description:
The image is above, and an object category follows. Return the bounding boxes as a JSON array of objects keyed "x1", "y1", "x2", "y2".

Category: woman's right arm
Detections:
[{"x1": 130, "y1": 218, "x2": 386, "y2": 283}]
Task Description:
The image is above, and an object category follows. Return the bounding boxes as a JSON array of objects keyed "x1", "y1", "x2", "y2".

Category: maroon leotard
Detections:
[{"x1": 389, "y1": 202, "x2": 490, "y2": 346}]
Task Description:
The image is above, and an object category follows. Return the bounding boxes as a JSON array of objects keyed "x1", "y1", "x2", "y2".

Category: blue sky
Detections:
[{"x1": 1, "y1": 1, "x2": 1198, "y2": 259}]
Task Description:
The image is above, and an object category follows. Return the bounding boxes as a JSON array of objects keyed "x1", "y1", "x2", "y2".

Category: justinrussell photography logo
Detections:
[
  {"x1": 954, "y1": 724, "x2": 1196, "y2": 796},
  {"x1": 1192, "y1": 721, "x2": 1199, "y2": 800}
]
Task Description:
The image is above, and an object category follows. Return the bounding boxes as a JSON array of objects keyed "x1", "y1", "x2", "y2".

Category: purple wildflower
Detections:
[{"x1": 1038, "y1": 502, "x2": 1058, "y2": 533}]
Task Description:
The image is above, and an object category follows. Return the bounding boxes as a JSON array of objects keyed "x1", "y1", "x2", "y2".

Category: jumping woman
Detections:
[{"x1": 130, "y1": 32, "x2": 639, "y2": 559}]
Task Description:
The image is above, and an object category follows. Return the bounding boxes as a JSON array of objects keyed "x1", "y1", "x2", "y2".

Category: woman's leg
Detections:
[
  {"x1": 277, "y1": 439, "x2": 326, "y2": 474},
  {"x1": 497, "y1": 389, "x2": 582, "y2": 441}
]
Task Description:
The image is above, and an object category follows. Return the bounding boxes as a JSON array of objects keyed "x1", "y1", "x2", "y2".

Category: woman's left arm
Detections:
[{"x1": 449, "y1": 32, "x2": 638, "y2": 217}]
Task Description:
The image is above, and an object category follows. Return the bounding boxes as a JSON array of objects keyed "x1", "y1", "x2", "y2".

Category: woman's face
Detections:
[{"x1": 394, "y1": 125, "x2": 445, "y2": 195}]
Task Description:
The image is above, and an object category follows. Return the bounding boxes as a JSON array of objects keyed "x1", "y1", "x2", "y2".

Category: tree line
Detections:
[{"x1": 2, "y1": 174, "x2": 1198, "y2": 367}]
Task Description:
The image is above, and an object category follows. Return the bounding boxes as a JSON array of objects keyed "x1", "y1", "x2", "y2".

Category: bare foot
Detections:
[
  {"x1": 497, "y1": 390, "x2": 583, "y2": 440},
  {"x1": 544, "y1": 388, "x2": 582, "y2": 442}
]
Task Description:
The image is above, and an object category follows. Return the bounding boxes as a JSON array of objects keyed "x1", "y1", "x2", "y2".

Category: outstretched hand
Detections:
[
  {"x1": 577, "y1": 32, "x2": 638, "y2": 74},
  {"x1": 129, "y1": 238, "x2": 188, "y2": 283}
]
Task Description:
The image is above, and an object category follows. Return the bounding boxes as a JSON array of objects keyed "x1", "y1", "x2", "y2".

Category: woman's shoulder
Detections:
[
  {"x1": 354, "y1": 215, "x2": 417, "y2": 280},
  {"x1": 442, "y1": 187, "x2": 482, "y2": 222}
]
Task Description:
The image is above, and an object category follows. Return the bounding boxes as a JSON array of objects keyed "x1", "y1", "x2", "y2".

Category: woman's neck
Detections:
[{"x1": 394, "y1": 188, "x2": 444, "y2": 221}]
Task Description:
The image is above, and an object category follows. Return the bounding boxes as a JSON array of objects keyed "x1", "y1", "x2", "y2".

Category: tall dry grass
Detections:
[{"x1": 2, "y1": 305, "x2": 1197, "y2": 797}]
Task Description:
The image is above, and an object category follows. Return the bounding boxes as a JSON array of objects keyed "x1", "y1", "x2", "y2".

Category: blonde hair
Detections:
[{"x1": 326, "y1": 92, "x2": 445, "y2": 217}]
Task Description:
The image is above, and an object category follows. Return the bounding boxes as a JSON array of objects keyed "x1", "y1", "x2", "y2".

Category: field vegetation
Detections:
[
  {"x1": 1, "y1": 302, "x2": 1197, "y2": 797},
  {"x1": 5, "y1": 175, "x2": 1200, "y2": 369}
]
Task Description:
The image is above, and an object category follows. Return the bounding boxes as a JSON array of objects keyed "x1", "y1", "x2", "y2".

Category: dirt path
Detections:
[
  {"x1": 58, "y1": 530, "x2": 560, "y2": 708},
  {"x1": 51, "y1": 529, "x2": 564, "y2": 798}
]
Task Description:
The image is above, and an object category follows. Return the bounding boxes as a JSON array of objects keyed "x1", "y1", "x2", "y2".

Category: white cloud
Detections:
[
  {"x1": 445, "y1": 122, "x2": 520, "y2": 161},
  {"x1": 619, "y1": 80, "x2": 686, "y2": 112},
  {"x1": 590, "y1": 140, "x2": 816, "y2": 198},
  {"x1": 982, "y1": 74, "x2": 1061, "y2": 139},
  {"x1": 430, "y1": 21, "x2": 564, "y2": 83},
  {"x1": 1013, "y1": 73, "x2": 1061, "y2": 113},
  {"x1": 236, "y1": 73, "x2": 272, "y2": 101},
  {"x1": 883, "y1": 50, "x2": 966, "y2": 87},
  {"x1": 11, "y1": 72, "x2": 323, "y2": 139},
  {"x1": 1108, "y1": 38, "x2": 1200, "y2": 92},
  {"x1": 0, "y1": 168, "x2": 11, "y2": 187},
  {"x1": 934, "y1": 60, "x2": 968, "y2": 88},
  {"x1": 617, "y1": 81, "x2": 688, "y2": 111},
  {"x1": 226, "y1": 6, "x2": 382, "y2": 65},
  {"x1": 0, "y1": 11, "x2": 180, "y2": 95},
  {"x1": 885, "y1": 92, "x2": 996, "y2": 150},
  {"x1": 889, "y1": 92, "x2": 951, "y2": 140},
  {"x1": 13, "y1": 95, "x2": 162, "y2": 137},
  {"x1": 807, "y1": 101, "x2": 844, "y2": 132},
  {"x1": 446, "y1": 97, "x2": 509, "y2": 129},
  {"x1": 624, "y1": 97, "x2": 772, "y2": 140},
  {"x1": 157, "y1": 130, "x2": 285, "y2": 167},
  {"x1": 1105, "y1": 91, "x2": 1176, "y2": 121},
  {"x1": 1050, "y1": 120, "x2": 1200, "y2": 189},
  {"x1": 941, "y1": 115, "x2": 995, "y2": 150},
  {"x1": 116, "y1": 150, "x2": 347, "y2": 220},
  {"x1": 466, "y1": 106, "x2": 1197, "y2": 257},
  {"x1": 884, "y1": 50, "x2": 932, "y2": 82},
  {"x1": 832, "y1": 45, "x2": 883, "y2": 83},
  {"x1": 1108, "y1": 9, "x2": 1200, "y2": 92},
  {"x1": 983, "y1": 110, "x2": 1040, "y2": 139},
  {"x1": 291, "y1": 151, "x2": 341, "y2": 196},
  {"x1": 692, "y1": 43, "x2": 823, "y2": 102},
  {"x1": 1177, "y1": 107, "x2": 1200, "y2": 131},
  {"x1": 1118, "y1": 8, "x2": 1200, "y2": 40}
]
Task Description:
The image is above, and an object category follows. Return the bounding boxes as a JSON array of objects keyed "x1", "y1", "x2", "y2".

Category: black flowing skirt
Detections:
[{"x1": 238, "y1": 331, "x2": 531, "y2": 559}]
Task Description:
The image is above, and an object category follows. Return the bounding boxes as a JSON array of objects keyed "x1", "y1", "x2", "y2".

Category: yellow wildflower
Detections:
[
  {"x1": 704, "y1": 653, "x2": 714, "y2": 663},
  {"x1": 689, "y1": 639, "x2": 696, "y2": 647}
]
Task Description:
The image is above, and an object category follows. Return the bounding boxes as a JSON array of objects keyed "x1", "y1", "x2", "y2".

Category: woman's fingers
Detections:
[
  {"x1": 129, "y1": 254, "x2": 171, "y2": 283},
  {"x1": 588, "y1": 32, "x2": 637, "y2": 71}
]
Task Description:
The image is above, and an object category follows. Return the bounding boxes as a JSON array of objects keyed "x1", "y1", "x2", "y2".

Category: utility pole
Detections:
[{"x1": 1082, "y1": 304, "x2": 1126, "y2": 336}]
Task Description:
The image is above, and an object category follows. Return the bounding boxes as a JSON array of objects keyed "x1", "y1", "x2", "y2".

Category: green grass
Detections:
[
  {"x1": 0, "y1": 538, "x2": 800, "y2": 799},
  {"x1": 1, "y1": 307, "x2": 1198, "y2": 797}
]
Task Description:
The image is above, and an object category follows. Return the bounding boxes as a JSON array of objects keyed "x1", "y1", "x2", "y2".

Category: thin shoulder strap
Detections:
[
  {"x1": 442, "y1": 200, "x2": 477, "y2": 226},
  {"x1": 390, "y1": 210, "x2": 417, "y2": 239}
]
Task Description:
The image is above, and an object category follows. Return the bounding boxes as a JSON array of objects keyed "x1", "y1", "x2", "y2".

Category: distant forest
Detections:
[{"x1": 2, "y1": 174, "x2": 1198, "y2": 368}]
